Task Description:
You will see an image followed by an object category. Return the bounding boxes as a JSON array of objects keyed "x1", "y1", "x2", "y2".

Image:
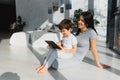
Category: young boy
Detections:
[{"x1": 36, "y1": 19, "x2": 77, "y2": 74}]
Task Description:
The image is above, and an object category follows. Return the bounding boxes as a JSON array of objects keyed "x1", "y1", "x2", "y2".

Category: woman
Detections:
[
  {"x1": 37, "y1": 11, "x2": 110, "y2": 74},
  {"x1": 74, "y1": 11, "x2": 110, "y2": 68},
  {"x1": 75, "y1": 11, "x2": 105, "y2": 68}
]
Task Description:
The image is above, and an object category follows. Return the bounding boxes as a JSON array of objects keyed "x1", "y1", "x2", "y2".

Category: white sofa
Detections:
[
  {"x1": 9, "y1": 31, "x2": 62, "y2": 48},
  {"x1": 9, "y1": 32, "x2": 31, "y2": 46},
  {"x1": 9, "y1": 22, "x2": 62, "y2": 48}
]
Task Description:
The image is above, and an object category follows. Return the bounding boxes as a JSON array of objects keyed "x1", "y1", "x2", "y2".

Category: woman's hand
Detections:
[{"x1": 97, "y1": 63, "x2": 111, "y2": 69}]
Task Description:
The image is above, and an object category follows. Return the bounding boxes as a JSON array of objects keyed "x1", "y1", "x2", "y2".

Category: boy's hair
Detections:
[{"x1": 59, "y1": 19, "x2": 72, "y2": 30}]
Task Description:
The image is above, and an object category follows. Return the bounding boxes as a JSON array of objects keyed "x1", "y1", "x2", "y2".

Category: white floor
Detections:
[{"x1": 0, "y1": 32, "x2": 120, "y2": 80}]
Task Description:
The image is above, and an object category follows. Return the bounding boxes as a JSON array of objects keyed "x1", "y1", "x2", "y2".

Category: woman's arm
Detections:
[
  {"x1": 90, "y1": 38, "x2": 110, "y2": 69},
  {"x1": 90, "y1": 38, "x2": 102, "y2": 67}
]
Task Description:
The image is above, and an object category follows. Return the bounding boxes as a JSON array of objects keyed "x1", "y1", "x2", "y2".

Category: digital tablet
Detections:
[{"x1": 45, "y1": 40, "x2": 61, "y2": 49}]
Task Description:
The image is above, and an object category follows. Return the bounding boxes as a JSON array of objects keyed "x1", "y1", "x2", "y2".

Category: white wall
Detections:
[
  {"x1": 15, "y1": 0, "x2": 66, "y2": 31},
  {"x1": 15, "y1": 0, "x2": 108, "y2": 41},
  {"x1": 70, "y1": 0, "x2": 88, "y2": 17},
  {"x1": 15, "y1": 0, "x2": 88, "y2": 31},
  {"x1": 16, "y1": 0, "x2": 49, "y2": 31}
]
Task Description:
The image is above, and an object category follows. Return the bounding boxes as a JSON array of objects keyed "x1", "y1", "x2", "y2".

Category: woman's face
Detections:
[{"x1": 78, "y1": 16, "x2": 87, "y2": 29}]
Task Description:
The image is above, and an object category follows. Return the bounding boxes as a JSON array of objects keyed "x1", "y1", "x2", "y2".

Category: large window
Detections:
[
  {"x1": 115, "y1": 15, "x2": 120, "y2": 52},
  {"x1": 114, "y1": 0, "x2": 120, "y2": 53}
]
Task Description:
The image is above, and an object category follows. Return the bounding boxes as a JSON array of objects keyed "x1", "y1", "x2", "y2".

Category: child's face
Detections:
[{"x1": 61, "y1": 28, "x2": 71, "y2": 37}]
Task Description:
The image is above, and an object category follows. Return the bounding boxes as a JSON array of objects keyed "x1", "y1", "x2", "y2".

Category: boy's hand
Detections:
[{"x1": 48, "y1": 44, "x2": 53, "y2": 48}]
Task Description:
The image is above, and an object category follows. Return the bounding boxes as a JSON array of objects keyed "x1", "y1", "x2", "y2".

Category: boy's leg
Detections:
[
  {"x1": 36, "y1": 49, "x2": 54, "y2": 72},
  {"x1": 37, "y1": 49, "x2": 58, "y2": 74},
  {"x1": 44, "y1": 50, "x2": 58, "y2": 68},
  {"x1": 43, "y1": 49, "x2": 55, "y2": 65}
]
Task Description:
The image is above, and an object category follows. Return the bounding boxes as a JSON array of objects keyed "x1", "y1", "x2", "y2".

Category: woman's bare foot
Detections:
[
  {"x1": 102, "y1": 64, "x2": 111, "y2": 69},
  {"x1": 97, "y1": 63, "x2": 111, "y2": 69},
  {"x1": 38, "y1": 66, "x2": 48, "y2": 74}
]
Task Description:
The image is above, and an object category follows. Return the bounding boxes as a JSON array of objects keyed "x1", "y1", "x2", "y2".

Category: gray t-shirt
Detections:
[
  {"x1": 62, "y1": 34, "x2": 77, "y2": 49},
  {"x1": 74, "y1": 28, "x2": 97, "y2": 60},
  {"x1": 57, "y1": 34, "x2": 77, "y2": 59}
]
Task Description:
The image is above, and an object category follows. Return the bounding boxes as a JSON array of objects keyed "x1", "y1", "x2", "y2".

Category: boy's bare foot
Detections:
[
  {"x1": 38, "y1": 66, "x2": 48, "y2": 74},
  {"x1": 36, "y1": 65, "x2": 44, "y2": 72}
]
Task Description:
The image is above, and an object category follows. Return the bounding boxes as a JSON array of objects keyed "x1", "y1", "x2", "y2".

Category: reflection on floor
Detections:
[{"x1": 0, "y1": 32, "x2": 120, "y2": 80}]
